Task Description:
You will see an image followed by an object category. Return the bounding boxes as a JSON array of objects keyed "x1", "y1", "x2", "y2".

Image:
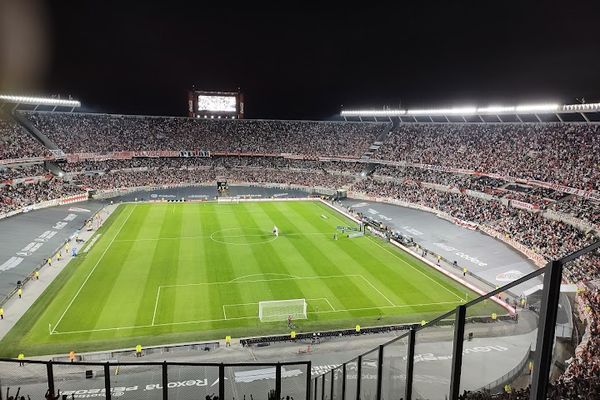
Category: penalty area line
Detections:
[
  {"x1": 50, "y1": 300, "x2": 464, "y2": 335},
  {"x1": 359, "y1": 275, "x2": 396, "y2": 307}
]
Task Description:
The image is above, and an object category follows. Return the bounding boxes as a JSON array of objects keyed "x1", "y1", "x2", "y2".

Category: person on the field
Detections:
[{"x1": 272, "y1": 225, "x2": 279, "y2": 237}]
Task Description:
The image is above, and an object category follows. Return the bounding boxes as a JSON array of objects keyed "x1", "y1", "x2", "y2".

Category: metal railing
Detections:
[{"x1": 0, "y1": 359, "x2": 311, "y2": 400}]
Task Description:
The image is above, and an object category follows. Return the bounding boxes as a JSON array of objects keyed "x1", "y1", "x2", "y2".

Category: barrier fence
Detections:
[{"x1": 0, "y1": 360, "x2": 312, "y2": 400}]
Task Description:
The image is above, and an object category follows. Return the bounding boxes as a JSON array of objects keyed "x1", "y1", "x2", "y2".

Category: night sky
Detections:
[{"x1": 1, "y1": 1, "x2": 600, "y2": 120}]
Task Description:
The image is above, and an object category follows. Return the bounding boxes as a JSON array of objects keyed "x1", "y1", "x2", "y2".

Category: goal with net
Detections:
[{"x1": 258, "y1": 299, "x2": 307, "y2": 322}]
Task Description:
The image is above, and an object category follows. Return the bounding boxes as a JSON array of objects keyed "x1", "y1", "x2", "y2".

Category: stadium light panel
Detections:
[
  {"x1": 515, "y1": 103, "x2": 559, "y2": 112},
  {"x1": 406, "y1": 107, "x2": 477, "y2": 115},
  {"x1": 340, "y1": 109, "x2": 406, "y2": 117},
  {"x1": 0, "y1": 94, "x2": 81, "y2": 107},
  {"x1": 476, "y1": 106, "x2": 516, "y2": 113},
  {"x1": 562, "y1": 103, "x2": 600, "y2": 112},
  {"x1": 340, "y1": 101, "x2": 599, "y2": 117}
]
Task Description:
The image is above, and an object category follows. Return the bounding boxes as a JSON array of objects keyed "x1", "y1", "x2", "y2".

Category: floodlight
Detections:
[
  {"x1": 0, "y1": 94, "x2": 81, "y2": 107},
  {"x1": 562, "y1": 103, "x2": 600, "y2": 112},
  {"x1": 515, "y1": 103, "x2": 559, "y2": 112},
  {"x1": 476, "y1": 106, "x2": 516, "y2": 113},
  {"x1": 340, "y1": 109, "x2": 406, "y2": 117},
  {"x1": 407, "y1": 107, "x2": 476, "y2": 115}
]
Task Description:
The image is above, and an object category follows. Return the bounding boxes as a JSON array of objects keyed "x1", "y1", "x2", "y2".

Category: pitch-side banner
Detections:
[{"x1": 510, "y1": 200, "x2": 540, "y2": 211}]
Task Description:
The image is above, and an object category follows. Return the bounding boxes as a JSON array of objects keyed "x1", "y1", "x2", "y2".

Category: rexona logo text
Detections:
[{"x1": 496, "y1": 270, "x2": 525, "y2": 282}]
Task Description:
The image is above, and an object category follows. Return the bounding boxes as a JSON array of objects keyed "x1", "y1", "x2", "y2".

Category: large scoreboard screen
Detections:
[{"x1": 188, "y1": 90, "x2": 244, "y2": 119}]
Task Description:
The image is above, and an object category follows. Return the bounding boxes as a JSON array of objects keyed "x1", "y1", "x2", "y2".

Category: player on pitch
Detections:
[{"x1": 272, "y1": 225, "x2": 279, "y2": 237}]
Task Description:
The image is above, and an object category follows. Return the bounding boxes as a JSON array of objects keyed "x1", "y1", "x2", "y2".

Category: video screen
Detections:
[{"x1": 197, "y1": 95, "x2": 237, "y2": 112}]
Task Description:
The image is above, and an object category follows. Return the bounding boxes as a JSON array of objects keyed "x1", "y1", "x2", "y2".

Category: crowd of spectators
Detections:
[
  {"x1": 0, "y1": 117, "x2": 50, "y2": 160},
  {"x1": 0, "y1": 179, "x2": 84, "y2": 215},
  {"x1": 0, "y1": 163, "x2": 48, "y2": 180},
  {"x1": 372, "y1": 165, "x2": 600, "y2": 228},
  {"x1": 352, "y1": 178, "x2": 600, "y2": 279},
  {"x1": 24, "y1": 112, "x2": 387, "y2": 158},
  {"x1": 375, "y1": 123, "x2": 600, "y2": 191},
  {"x1": 75, "y1": 165, "x2": 355, "y2": 191},
  {"x1": 551, "y1": 195, "x2": 600, "y2": 228},
  {"x1": 553, "y1": 286, "x2": 600, "y2": 399},
  {"x1": 60, "y1": 156, "x2": 366, "y2": 175}
]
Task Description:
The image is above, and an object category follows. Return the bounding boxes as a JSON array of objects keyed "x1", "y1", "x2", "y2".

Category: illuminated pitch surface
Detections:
[{"x1": 1, "y1": 201, "x2": 501, "y2": 355}]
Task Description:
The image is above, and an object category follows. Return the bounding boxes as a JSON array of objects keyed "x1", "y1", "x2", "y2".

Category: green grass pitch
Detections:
[{"x1": 0, "y1": 200, "x2": 502, "y2": 356}]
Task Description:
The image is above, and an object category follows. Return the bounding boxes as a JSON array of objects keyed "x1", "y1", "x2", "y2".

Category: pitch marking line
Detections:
[
  {"x1": 51, "y1": 300, "x2": 464, "y2": 335},
  {"x1": 151, "y1": 286, "x2": 161, "y2": 326},
  {"x1": 159, "y1": 274, "x2": 363, "y2": 288},
  {"x1": 228, "y1": 273, "x2": 298, "y2": 283},
  {"x1": 154, "y1": 275, "x2": 390, "y2": 323},
  {"x1": 323, "y1": 297, "x2": 336, "y2": 312},
  {"x1": 52, "y1": 205, "x2": 137, "y2": 333},
  {"x1": 113, "y1": 232, "x2": 331, "y2": 243},
  {"x1": 358, "y1": 275, "x2": 396, "y2": 307},
  {"x1": 366, "y1": 236, "x2": 466, "y2": 303},
  {"x1": 222, "y1": 297, "x2": 334, "y2": 312}
]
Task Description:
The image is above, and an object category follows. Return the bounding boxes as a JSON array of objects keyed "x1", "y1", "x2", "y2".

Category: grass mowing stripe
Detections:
[
  {"x1": 242, "y1": 202, "x2": 308, "y2": 306},
  {"x1": 136, "y1": 204, "x2": 182, "y2": 327},
  {"x1": 271, "y1": 202, "x2": 387, "y2": 311},
  {"x1": 52, "y1": 204, "x2": 136, "y2": 333},
  {"x1": 366, "y1": 236, "x2": 466, "y2": 302}
]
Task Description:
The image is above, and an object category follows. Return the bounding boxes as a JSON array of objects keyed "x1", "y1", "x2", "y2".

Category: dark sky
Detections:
[{"x1": 1, "y1": 1, "x2": 600, "y2": 120}]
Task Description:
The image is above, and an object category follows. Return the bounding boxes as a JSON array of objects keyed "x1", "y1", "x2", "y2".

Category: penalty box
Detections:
[{"x1": 152, "y1": 275, "x2": 394, "y2": 325}]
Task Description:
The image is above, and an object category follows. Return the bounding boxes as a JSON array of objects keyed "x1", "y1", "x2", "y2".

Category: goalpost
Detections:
[{"x1": 258, "y1": 299, "x2": 307, "y2": 322}]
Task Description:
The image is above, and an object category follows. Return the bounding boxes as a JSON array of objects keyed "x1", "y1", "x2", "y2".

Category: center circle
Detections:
[{"x1": 210, "y1": 227, "x2": 278, "y2": 245}]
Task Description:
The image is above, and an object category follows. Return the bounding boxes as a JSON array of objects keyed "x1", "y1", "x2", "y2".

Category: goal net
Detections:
[{"x1": 258, "y1": 299, "x2": 307, "y2": 322}]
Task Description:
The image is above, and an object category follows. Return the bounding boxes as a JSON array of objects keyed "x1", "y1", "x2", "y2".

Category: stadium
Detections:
[{"x1": 1, "y1": 4, "x2": 600, "y2": 400}]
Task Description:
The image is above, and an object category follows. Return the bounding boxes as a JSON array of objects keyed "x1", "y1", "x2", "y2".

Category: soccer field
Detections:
[{"x1": 0, "y1": 200, "x2": 502, "y2": 356}]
